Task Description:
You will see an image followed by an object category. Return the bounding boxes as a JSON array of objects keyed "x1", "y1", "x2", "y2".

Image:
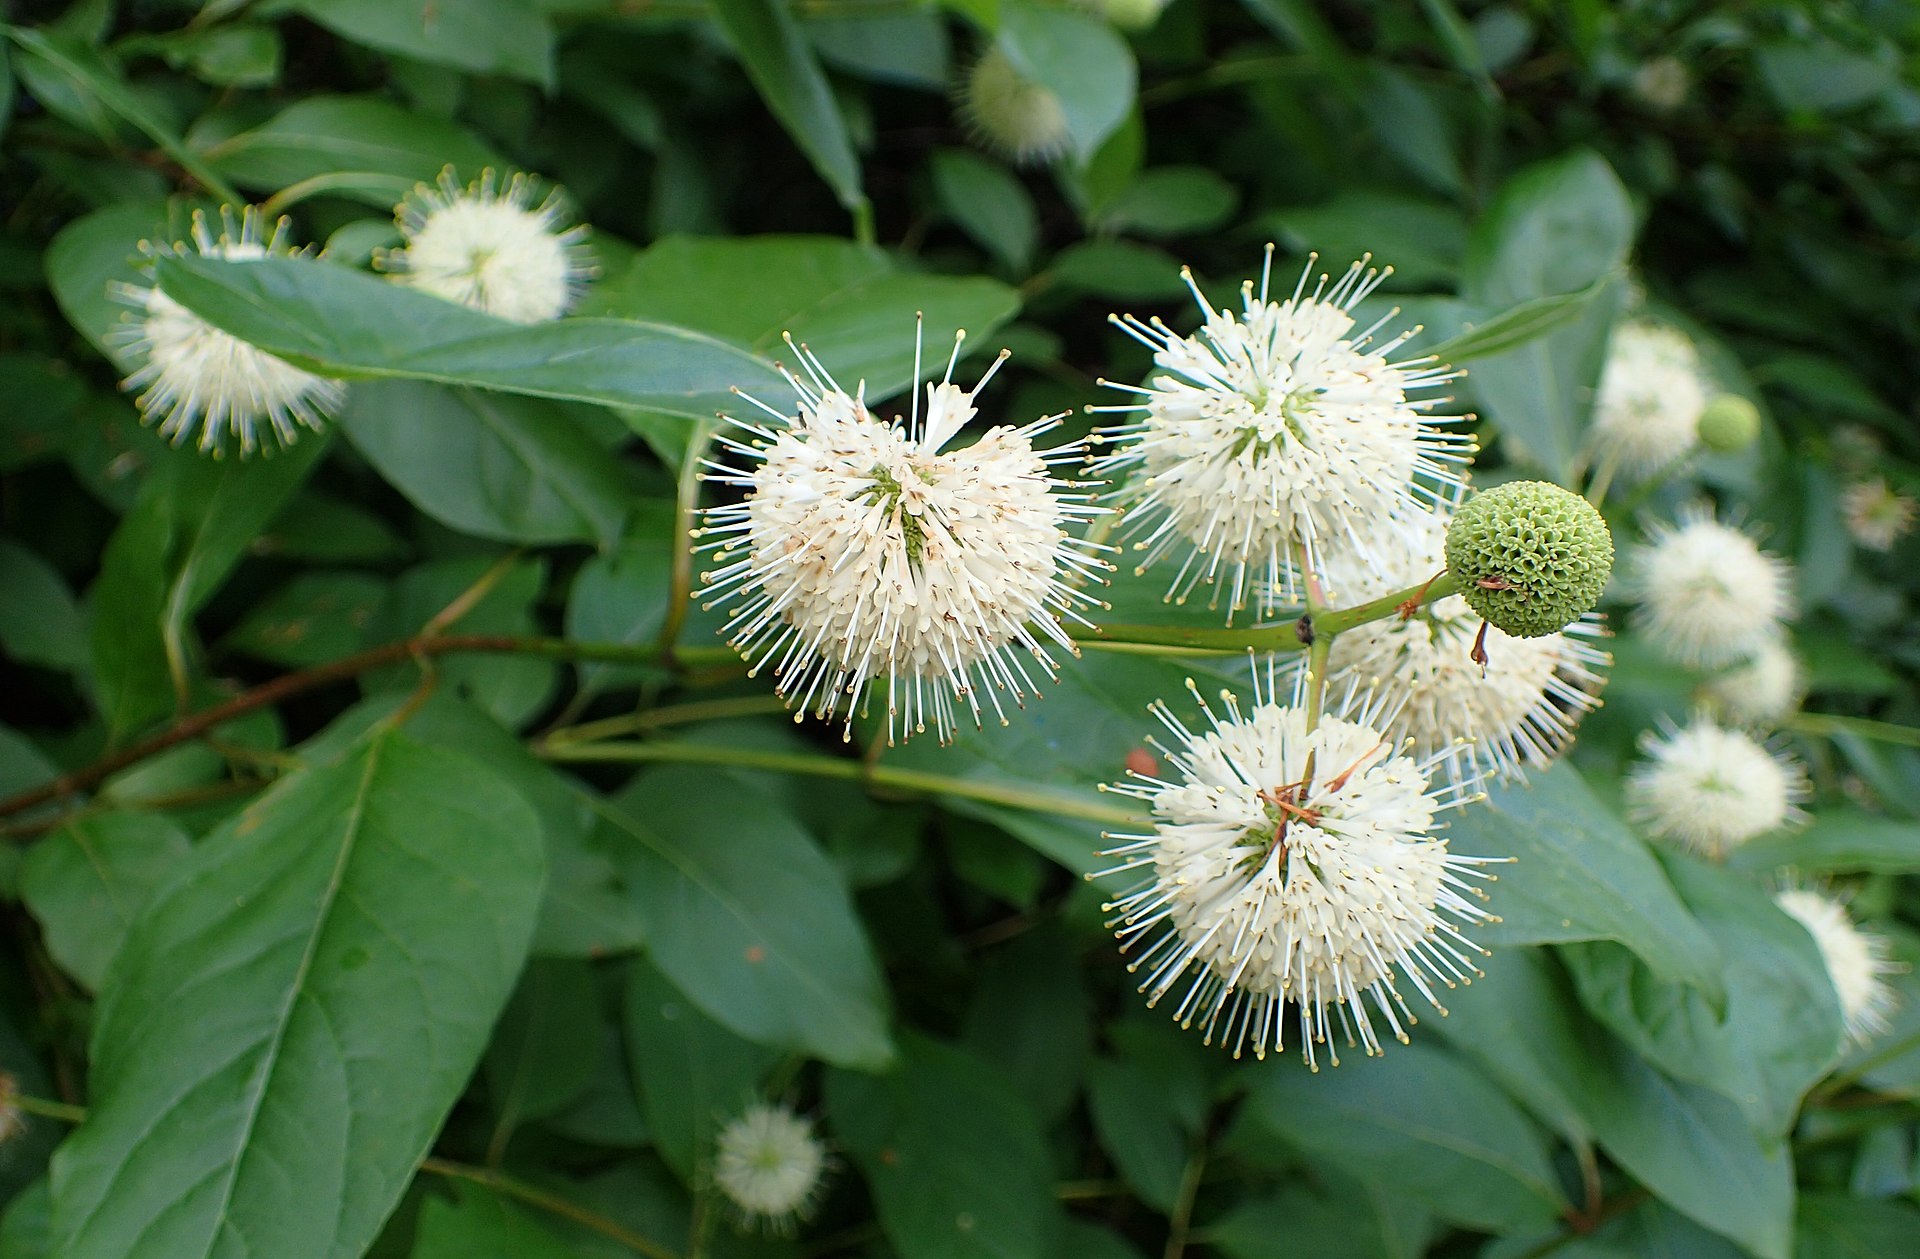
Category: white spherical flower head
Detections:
[
  {"x1": 699, "y1": 329, "x2": 1110, "y2": 745},
  {"x1": 1630, "y1": 509, "x2": 1794, "y2": 669},
  {"x1": 960, "y1": 47, "x2": 1072, "y2": 167},
  {"x1": 1626, "y1": 715, "x2": 1807, "y2": 857},
  {"x1": 1319, "y1": 509, "x2": 1609, "y2": 785},
  {"x1": 714, "y1": 1103, "x2": 830, "y2": 1232},
  {"x1": 1840, "y1": 477, "x2": 1918, "y2": 552},
  {"x1": 383, "y1": 168, "x2": 590, "y2": 323},
  {"x1": 1774, "y1": 887, "x2": 1898, "y2": 1047},
  {"x1": 1090, "y1": 248, "x2": 1473, "y2": 621},
  {"x1": 1702, "y1": 638, "x2": 1803, "y2": 728},
  {"x1": 1095, "y1": 670, "x2": 1501, "y2": 1068},
  {"x1": 114, "y1": 207, "x2": 344, "y2": 455},
  {"x1": 1587, "y1": 321, "x2": 1709, "y2": 481}
]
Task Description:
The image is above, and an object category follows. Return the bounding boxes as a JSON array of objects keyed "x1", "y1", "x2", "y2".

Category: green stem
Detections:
[
  {"x1": 1070, "y1": 571, "x2": 1462, "y2": 656},
  {"x1": 259, "y1": 171, "x2": 417, "y2": 217},
  {"x1": 538, "y1": 740, "x2": 1142, "y2": 827},
  {"x1": 14, "y1": 1093, "x2": 86, "y2": 1124},
  {"x1": 850, "y1": 197, "x2": 877, "y2": 247},
  {"x1": 659, "y1": 419, "x2": 717, "y2": 657},
  {"x1": 1789, "y1": 711, "x2": 1920, "y2": 749},
  {"x1": 542, "y1": 695, "x2": 792, "y2": 747},
  {"x1": 420, "y1": 1157, "x2": 681, "y2": 1259}
]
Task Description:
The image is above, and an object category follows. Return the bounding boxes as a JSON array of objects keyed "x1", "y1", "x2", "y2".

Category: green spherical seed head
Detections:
[
  {"x1": 1444, "y1": 481, "x2": 1614, "y2": 638},
  {"x1": 1696, "y1": 394, "x2": 1761, "y2": 453}
]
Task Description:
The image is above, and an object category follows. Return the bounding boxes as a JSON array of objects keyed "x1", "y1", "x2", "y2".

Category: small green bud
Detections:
[
  {"x1": 1696, "y1": 395, "x2": 1761, "y2": 452},
  {"x1": 1444, "y1": 481, "x2": 1614, "y2": 638}
]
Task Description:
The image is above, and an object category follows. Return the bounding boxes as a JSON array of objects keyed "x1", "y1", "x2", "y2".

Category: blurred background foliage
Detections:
[{"x1": 1, "y1": 1, "x2": 1920, "y2": 1258}]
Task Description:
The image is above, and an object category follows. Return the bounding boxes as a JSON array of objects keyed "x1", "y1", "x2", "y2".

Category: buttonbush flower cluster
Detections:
[{"x1": 702, "y1": 250, "x2": 1616, "y2": 1066}]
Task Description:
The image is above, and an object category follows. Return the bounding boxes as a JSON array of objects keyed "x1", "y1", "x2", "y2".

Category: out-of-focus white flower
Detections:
[
  {"x1": 698, "y1": 328, "x2": 1109, "y2": 745},
  {"x1": 1091, "y1": 249, "x2": 1472, "y2": 620},
  {"x1": 1775, "y1": 887, "x2": 1898, "y2": 1047},
  {"x1": 1626, "y1": 715, "x2": 1807, "y2": 857},
  {"x1": 114, "y1": 207, "x2": 344, "y2": 455},
  {"x1": 1702, "y1": 638, "x2": 1803, "y2": 728},
  {"x1": 1588, "y1": 321, "x2": 1709, "y2": 482},
  {"x1": 1319, "y1": 508, "x2": 1609, "y2": 784},
  {"x1": 382, "y1": 168, "x2": 590, "y2": 323},
  {"x1": 1630, "y1": 509, "x2": 1794, "y2": 669},
  {"x1": 1631, "y1": 57, "x2": 1691, "y2": 112},
  {"x1": 1094, "y1": 666, "x2": 1499, "y2": 1067},
  {"x1": 714, "y1": 1103, "x2": 830, "y2": 1232},
  {"x1": 960, "y1": 48, "x2": 1072, "y2": 167},
  {"x1": 1840, "y1": 478, "x2": 1918, "y2": 552}
]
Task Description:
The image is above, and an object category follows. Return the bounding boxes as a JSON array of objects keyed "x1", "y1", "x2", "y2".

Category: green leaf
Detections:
[
  {"x1": 1756, "y1": 40, "x2": 1899, "y2": 115},
  {"x1": 961, "y1": 927, "x2": 1092, "y2": 1125},
  {"x1": 47, "y1": 729, "x2": 545, "y2": 1259},
  {"x1": 623, "y1": 956, "x2": 779, "y2": 1182},
  {"x1": 1845, "y1": 926, "x2": 1920, "y2": 1100},
  {"x1": 289, "y1": 0, "x2": 555, "y2": 86},
  {"x1": 154, "y1": 253, "x2": 791, "y2": 422},
  {"x1": 1796, "y1": 1192, "x2": 1920, "y2": 1259},
  {"x1": 1430, "y1": 945, "x2": 1600, "y2": 1143},
  {"x1": 90, "y1": 440, "x2": 328, "y2": 738},
  {"x1": 0, "y1": 540, "x2": 86, "y2": 674},
  {"x1": 1730, "y1": 809, "x2": 1920, "y2": 874},
  {"x1": 200, "y1": 96, "x2": 502, "y2": 199},
  {"x1": 45, "y1": 199, "x2": 205, "y2": 365},
  {"x1": 482, "y1": 959, "x2": 602, "y2": 1156},
  {"x1": 1206, "y1": 1174, "x2": 1432, "y2": 1259},
  {"x1": 1425, "y1": 271, "x2": 1616, "y2": 364},
  {"x1": 597, "y1": 767, "x2": 893, "y2": 1068},
  {"x1": 562, "y1": 510, "x2": 673, "y2": 697},
  {"x1": 1050, "y1": 239, "x2": 1188, "y2": 300},
  {"x1": 579, "y1": 234, "x2": 1022, "y2": 404},
  {"x1": 1095, "y1": 167, "x2": 1239, "y2": 239},
  {"x1": 1448, "y1": 763, "x2": 1724, "y2": 1000},
  {"x1": 1246, "y1": 1040, "x2": 1567, "y2": 1234},
  {"x1": 339, "y1": 381, "x2": 633, "y2": 547},
  {"x1": 1360, "y1": 64, "x2": 1465, "y2": 197},
  {"x1": 828, "y1": 1035, "x2": 1059, "y2": 1259},
  {"x1": 1262, "y1": 191, "x2": 1466, "y2": 290},
  {"x1": 411, "y1": 1180, "x2": 578, "y2": 1259},
  {"x1": 1580, "y1": 1048, "x2": 1794, "y2": 1259},
  {"x1": 711, "y1": 0, "x2": 864, "y2": 212},
  {"x1": 255, "y1": 491, "x2": 408, "y2": 565},
  {"x1": 1459, "y1": 149, "x2": 1634, "y2": 480},
  {"x1": 930, "y1": 149, "x2": 1039, "y2": 274},
  {"x1": 4, "y1": 29, "x2": 240, "y2": 204},
  {"x1": 998, "y1": 2, "x2": 1137, "y2": 162},
  {"x1": 0, "y1": 354, "x2": 87, "y2": 472},
  {"x1": 225, "y1": 571, "x2": 387, "y2": 668},
  {"x1": 1563, "y1": 855, "x2": 1844, "y2": 1137},
  {"x1": 1087, "y1": 1059, "x2": 1187, "y2": 1213},
  {"x1": 21, "y1": 813, "x2": 192, "y2": 992}
]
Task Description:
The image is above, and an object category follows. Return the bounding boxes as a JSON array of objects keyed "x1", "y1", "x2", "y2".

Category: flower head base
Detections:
[
  {"x1": 714, "y1": 1103, "x2": 830, "y2": 1232},
  {"x1": 381, "y1": 168, "x2": 591, "y2": 323},
  {"x1": 1702, "y1": 639, "x2": 1802, "y2": 728},
  {"x1": 114, "y1": 207, "x2": 343, "y2": 455},
  {"x1": 1775, "y1": 887, "x2": 1899, "y2": 1047},
  {"x1": 1093, "y1": 667, "x2": 1500, "y2": 1068},
  {"x1": 1587, "y1": 321, "x2": 1708, "y2": 480},
  {"x1": 1626, "y1": 714, "x2": 1807, "y2": 858},
  {"x1": 1091, "y1": 249, "x2": 1473, "y2": 620},
  {"x1": 1840, "y1": 478, "x2": 1918, "y2": 552},
  {"x1": 960, "y1": 48, "x2": 1072, "y2": 167},
  {"x1": 1630, "y1": 509, "x2": 1793, "y2": 669},
  {"x1": 1323, "y1": 508, "x2": 1608, "y2": 785},
  {"x1": 1445, "y1": 481, "x2": 1614, "y2": 638},
  {"x1": 698, "y1": 328, "x2": 1109, "y2": 744}
]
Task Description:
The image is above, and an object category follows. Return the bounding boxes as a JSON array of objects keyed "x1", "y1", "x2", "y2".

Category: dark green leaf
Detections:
[
  {"x1": 359, "y1": 557, "x2": 554, "y2": 729},
  {"x1": 1263, "y1": 191, "x2": 1466, "y2": 290},
  {"x1": 21, "y1": 813, "x2": 192, "y2": 992},
  {"x1": 154, "y1": 254, "x2": 792, "y2": 422},
  {"x1": 290, "y1": 1, "x2": 555, "y2": 86},
  {"x1": 598, "y1": 768, "x2": 893, "y2": 1068},
  {"x1": 1449, "y1": 763, "x2": 1723, "y2": 999},
  {"x1": 1796, "y1": 1192, "x2": 1920, "y2": 1259},
  {"x1": 482, "y1": 959, "x2": 602, "y2": 1158},
  {"x1": 930, "y1": 150, "x2": 1039, "y2": 274},
  {"x1": 410, "y1": 1180, "x2": 578, "y2": 1259},
  {"x1": 623, "y1": 956, "x2": 779, "y2": 1182},
  {"x1": 562, "y1": 508, "x2": 674, "y2": 697},
  {"x1": 828, "y1": 1035, "x2": 1058, "y2": 1259},
  {"x1": 339, "y1": 381, "x2": 632, "y2": 547},
  {"x1": 201, "y1": 96, "x2": 502, "y2": 198},
  {"x1": 0, "y1": 541, "x2": 86, "y2": 674},
  {"x1": 47, "y1": 729, "x2": 545, "y2": 1259},
  {"x1": 1087, "y1": 1059, "x2": 1187, "y2": 1212},
  {"x1": 1730, "y1": 810, "x2": 1920, "y2": 874},
  {"x1": 1096, "y1": 167, "x2": 1239, "y2": 238},
  {"x1": 711, "y1": 0, "x2": 865, "y2": 211},
  {"x1": 961, "y1": 927, "x2": 1092, "y2": 1124},
  {"x1": 579, "y1": 234, "x2": 1021, "y2": 404},
  {"x1": 1426, "y1": 271, "x2": 1615, "y2": 364},
  {"x1": 224, "y1": 571, "x2": 386, "y2": 668},
  {"x1": 1246, "y1": 1041, "x2": 1566, "y2": 1234}
]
